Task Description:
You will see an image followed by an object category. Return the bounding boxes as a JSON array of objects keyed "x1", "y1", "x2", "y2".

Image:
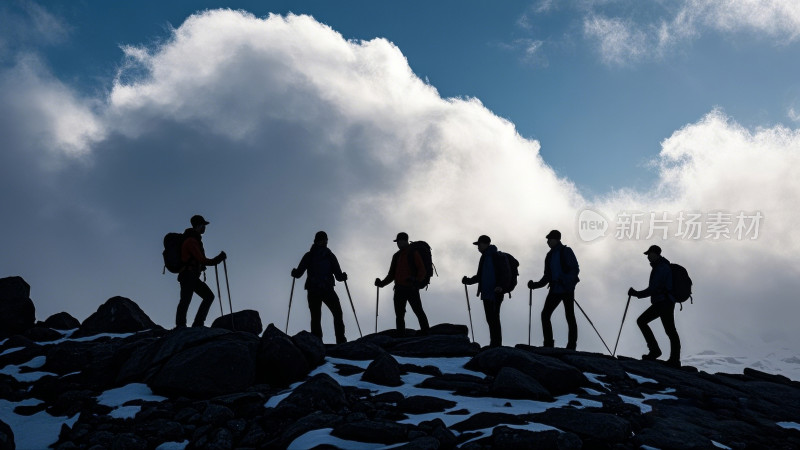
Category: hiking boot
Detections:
[
  {"x1": 641, "y1": 350, "x2": 662, "y2": 361},
  {"x1": 566, "y1": 342, "x2": 577, "y2": 351},
  {"x1": 665, "y1": 358, "x2": 681, "y2": 368}
]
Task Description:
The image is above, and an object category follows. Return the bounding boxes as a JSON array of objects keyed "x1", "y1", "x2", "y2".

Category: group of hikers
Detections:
[{"x1": 169, "y1": 215, "x2": 684, "y2": 367}]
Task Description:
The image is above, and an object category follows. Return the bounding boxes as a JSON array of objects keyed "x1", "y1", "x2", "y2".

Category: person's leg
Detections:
[
  {"x1": 393, "y1": 287, "x2": 408, "y2": 332},
  {"x1": 176, "y1": 272, "x2": 195, "y2": 328},
  {"x1": 562, "y1": 292, "x2": 578, "y2": 350},
  {"x1": 540, "y1": 291, "x2": 561, "y2": 347},
  {"x1": 637, "y1": 304, "x2": 663, "y2": 358},
  {"x1": 406, "y1": 288, "x2": 430, "y2": 332},
  {"x1": 658, "y1": 302, "x2": 681, "y2": 365},
  {"x1": 321, "y1": 289, "x2": 347, "y2": 344},
  {"x1": 483, "y1": 295, "x2": 503, "y2": 346},
  {"x1": 191, "y1": 280, "x2": 216, "y2": 327},
  {"x1": 307, "y1": 290, "x2": 324, "y2": 340}
]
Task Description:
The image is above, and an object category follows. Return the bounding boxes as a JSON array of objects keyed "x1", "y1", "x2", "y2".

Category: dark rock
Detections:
[
  {"x1": 465, "y1": 347, "x2": 587, "y2": 395},
  {"x1": 334, "y1": 363, "x2": 365, "y2": 376},
  {"x1": 559, "y1": 353, "x2": 631, "y2": 382},
  {"x1": 201, "y1": 404, "x2": 235, "y2": 426},
  {"x1": 73, "y1": 297, "x2": 157, "y2": 338},
  {"x1": 490, "y1": 366, "x2": 554, "y2": 401},
  {"x1": 278, "y1": 373, "x2": 347, "y2": 415},
  {"x1": 362, "y1": 353, "x2": 403, "y2": 387},
  {"x1": 42, "y1": 312, "x2": 81, "y2": 330},
  {"x1": 0, "y1": 276, "x2": 35, "y2": 338},
  {"x1": 0, "y1": 419, "x2": 14, "y2": 450},
  {"x1": 390, "y1": 334, "x2": 480, "y2": 357},
  {"x1": 148, "y1": 332, "x2": 259, "y2": 398},
  {"x1": 395, "y1": 436, "x2": 440, "y2": 450},
  {"x1": 292, "y1": 330, "x2": 326, "y2": 368},
  {"x1": 417, "y1": 373, "x2": 488, "y2": 396},
  {"x1": 400, "y1": 363, "x2": 443, "y2": 377},
  {"x1": 239, "y1": 423, "x2": 267, "y2": 447},
  {"x1": 110, "y1": 432, "x2": 147, "y2": 450},
  {"x1": 23, "y1": 326, "x2": 63, "y2": 342},
  {"x1": 395, "y1": 396, "x2": 457, "y2": 414},
  {"x1": 209, "y1": 392, "x2": 267, "y2": 419},
  {"x1": 491, "y1": 426, "x2": 582, "y2": 450},
  {"x1": 529, "y1": 408, "x2": 631, "y2": 444},
  {"x1": 428, "y1": 323, "x2": 470, "y2": 336},
  {"x1": 327, "y1": 341, "x2": 388, "y2": 360},
  {"x1": 211, "y1": 310, "x2": 262, "y2": 335},
  {"x1": 257, "y1": 324, "x2": 310, "y2": 387},
  {"x1": 450, "y1": 412, "x2": 528, "y2": 433},
  {"x1": 331, "y1": 419, "x2": 410, "y2": 444},
  {"x1": 372, "y1": 391, "x2": 405, "y2": 404},
  {"x1": 273, "y1": 411, "x2": 343, "y2": 448},
  {"x1": 117, "y1": 327, "x2": 230, "y2": 384}
]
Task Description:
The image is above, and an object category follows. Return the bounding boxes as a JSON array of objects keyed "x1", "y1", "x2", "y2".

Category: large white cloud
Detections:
[{"x1": 2, "y1": 9, "x2": 799, "y2": 362}]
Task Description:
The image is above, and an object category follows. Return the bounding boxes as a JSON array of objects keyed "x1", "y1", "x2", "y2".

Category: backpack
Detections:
[
  {"x1": 500, "y1": 252, "x2": 520, "y2": 295},
  {"x1": 162, "y1": 232, "x2": 186, "y2": 274},
  {"x1": 670, "y1": 263, "x2": 693, "y2": 308},
  {"x1": 409, "y1": 241, "x2": 436, "y2": 288}
]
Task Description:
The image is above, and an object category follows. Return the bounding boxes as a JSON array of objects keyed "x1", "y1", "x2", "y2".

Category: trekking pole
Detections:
[
  {"x1": 285, "y1": 278, "x2": 295, "y2": 334},
  {"x1": 528, "y1": 288, "x2": 533, "y2": 346},
  {"x1": 613, "y1": 296, "x2": 632, "y2": 357},
  {"x1": 574, "y1": 299, "x2": 612, "y2": 356},
  {"x1": 463, "y1": 284, "x2": 475, "y2": 343},
  {"x1": 375, "y1": 286, "x2": 379, "y2": 334},
  {"x1": 223, "y1": 259, "x2": 235, "y2": 331},
  {"x1": 214, "y1": 266, "x2": 224, "y2": 317},
  {"x1": 343, "y1": 280, "x2": 363, "y2": 338}
]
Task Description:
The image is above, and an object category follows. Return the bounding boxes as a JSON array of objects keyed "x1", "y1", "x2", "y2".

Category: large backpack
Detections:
[
  {"x1": 500, "y1": 252, "x2": 520, "y2": 295},
  {"x1": 162, "y1": 232, "x2": 186, "y2": 274},
  {"x1": 409, "y1": 241, "x2": 436, "y2": 288},
  {"x1": 670, "y1": 263, "x2": 693, "y2": 308}
]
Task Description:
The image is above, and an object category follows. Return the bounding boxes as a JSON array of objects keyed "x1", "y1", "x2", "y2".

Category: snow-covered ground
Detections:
[{"x1": 2, "y1": 331, "x2": 800, "y2": 448}]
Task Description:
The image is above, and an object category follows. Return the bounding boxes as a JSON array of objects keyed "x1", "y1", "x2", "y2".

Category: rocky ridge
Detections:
[{"x1": 2, "y1": 275, "x2": 800, "y2": 449}]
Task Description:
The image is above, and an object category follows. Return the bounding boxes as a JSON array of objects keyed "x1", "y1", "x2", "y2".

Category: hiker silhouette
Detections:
[
  {"x1": 291, "y1": 231, "x2": 348, "y2": 344},
  {"x1": 628, "y1": 245, "x2": 681, "y2": 367},
  {"x1": 176, "y1": 215, "x2": 226, "y2": 328},
  {"x1": 462, "y1": 235, "x2": 512, "y2": 347},
  {"x1": 375, "y1": 232, "x2": 430, "y2": 336},
  {"x1": 527, "y1": 230, "x2": 581, "y2": 350}
]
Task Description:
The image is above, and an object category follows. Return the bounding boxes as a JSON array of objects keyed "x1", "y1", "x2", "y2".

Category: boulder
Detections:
[
  {"x1": 277, "y1": 373, "x2": 347, "y2": 415},
  {"x1": 489, "y1": 366, "x2": 554, "y2": 401},
  {"x1": 257, "y1": 324, "x2": 310, "y2": 387},
  {"x1": 23, "y1": 326, "x2": 63, "y2": 342},
  {"x1": 331, "y1": 419, "x2": 410, "y2": 444},
  {"x1": 42, "y1": 312, "x2": 81, "y2": 330},
  {"x1": 390, "y1": 334, "x2": 480, "y2": 357},
  {"x1": 465, "y1": 347, "x2": 587, "y2": 395},
  {"x1": 73, "y1": 297, "x2": 158, "y2": 338},
  {"x1": 211, "y1": 309, "x2": 263, "y2": 335},
  {"x1": 395, "y1": 396, "x2": 457, "y2": 415},
  {"x1": 148, "y1": 332, "x2": 260, "y2": 398},
  {"x1": 327, "y1": 341, "x2": 388, "y2": 360},
  {"x1": 427, "y1": 323, "x2": 470, "y2": 335},
  {"x1": 0, "y1": 419, "x2": 13, "y2": 450},
  {"x1": 491, "y1": 426, "x2": 582, "y2": 450},
  {"x1": 292, "y1": 331, "x2": 326, "y2": 368},
  {"x1": 529, "y1": 408, "x2": 632, "y2": 444},
  {"x1": 362, "y1": 353, "x2": 403, "y2": 387},
  {"x1": 0, "y1": 276, "x2": 35, "y2": 338}
]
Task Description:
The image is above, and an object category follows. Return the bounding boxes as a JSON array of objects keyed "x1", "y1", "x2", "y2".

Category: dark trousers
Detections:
[
  {"x1": 541, "y1": 290, "x2": 577, "y2": 349},
  {"x1": 308, "y1": 288, "x2": 346, "y2": 344},
  {"x1": 637, "y1": 301, "x2": 681, "y2": 360},
  {"x1": 482, "y1": 294, "x2": 504, "y2": 347},
  {"x1": 177, "y1": 271, "x2": 215, "y2": 327},
  {"x1": 393, "y1": 285, "x2": 430, "y2": 332}
]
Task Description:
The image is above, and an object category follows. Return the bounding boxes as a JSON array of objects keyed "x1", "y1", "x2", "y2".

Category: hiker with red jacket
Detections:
[
  {"x1": 628, "y1": 245, "x2": 681, "y2": 367},
  {"x1": 375, "y1": 232, "x2": 430, "y2": 336},
  {"x1": 177, "y1": 215, "x2": 226, "y2": 328},
  {"x1": 292, "y1": 231, "x2": 348, "y2": 344},
  {"x1": 462, "y1": 235, "x2": 512, "y2": 347},
  {"x1": 528, "y1": 230, "x2": 580, "y2": 350}
]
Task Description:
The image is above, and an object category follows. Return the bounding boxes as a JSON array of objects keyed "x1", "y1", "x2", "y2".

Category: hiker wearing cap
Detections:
[
  {"x1": 291, "y1": 231, "x2": 348, "y2": 343},
  {"x1": 527, "y1": 230, "x2": 581, "y2": 350},
  {"x1": 375, "y1": 232, "x2": 430, "y2": 335},
  {"x1": 462, "y1": 235, "x2": 512, "y2": 347},
  {"x1": 177, "y1": 215, "x2": 226, "y2": 328},
  {"x1": 628, "y1": 245, "x2": 681, "y2": 367}
]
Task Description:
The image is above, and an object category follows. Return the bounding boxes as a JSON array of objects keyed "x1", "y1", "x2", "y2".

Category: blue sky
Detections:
[{"x1": 2, "y1": 1, "x2": 800, "y2": 360}]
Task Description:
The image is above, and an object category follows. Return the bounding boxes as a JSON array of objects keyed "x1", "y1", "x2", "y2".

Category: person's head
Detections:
[
  {"x1": 545, "y1": 230, "x2": 561, "y2": 249},
  {"x1": 190, "y1": 215, "x2": 210, "y2": 234},
  {"x1": 644, "y1": 244, "x2": 662, "y2": 263},
  {"x1": 393, "y1": 232, "x2": 409, "y2": 249},
  {"x1": 314, "y1": 231, "x2": 328, "y2": 246},
  {"x1": 473, "y1": 235, "x2": 491, "y2": 253}
]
